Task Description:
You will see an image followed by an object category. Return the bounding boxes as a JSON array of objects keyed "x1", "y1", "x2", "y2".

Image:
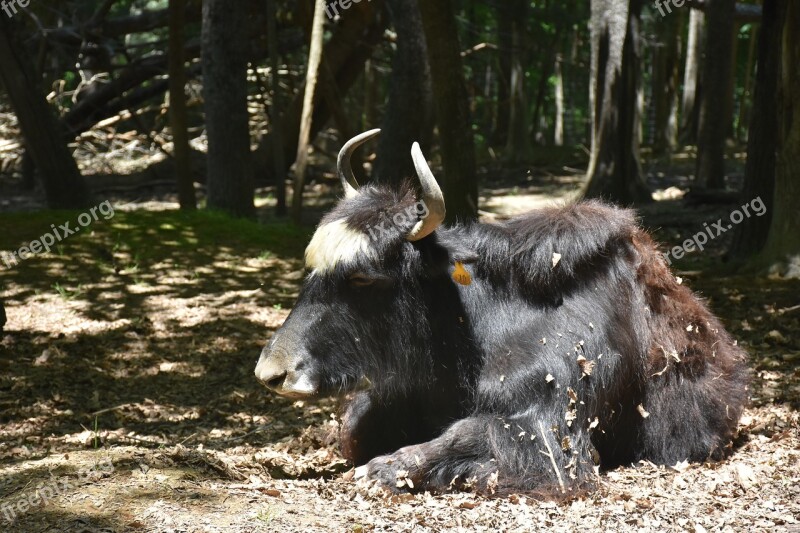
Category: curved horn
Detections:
[
  {"x1": 337, "y1": 129, "x2": 381, "y2": 199},
  {"x1": 407, "y1": 142, "x2": 446, "y2": 241}
]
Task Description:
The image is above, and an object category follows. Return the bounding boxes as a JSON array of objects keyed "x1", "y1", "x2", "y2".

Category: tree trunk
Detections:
[
  {"x1": 418, "y1": 0, "x2": 478, "y2": 222},
  {"x1": 253, "y1": 1, "x2": 386, "y2": 186},
  {"x1": 267, "y1": 0, "x2": 287, "y2": 217},
  {"x1": 202, "y1": 0, "x2": 254, "y2": 218},
  {"x1": 291, "y1": 0, "x2": 326, "y2": 223},
  {"x1": 651, "y1": 10, "x2": 681, "y2": 155},
  {"x1": 583, "y1": 0, "x2": 650, "y2": 204},
  {"x1": 169, "y1": 0, "x2": 196, "y2": 210},
  {"x1": 760, "y1": 0, "x2": 800, "y2": 272},
  {"x1": 0, "y1": 15, "x2": 90, "y2": 209},
  {"x1": 373, "y1": 0, "x2": 434, "y2": 186},
  {"x1": 695, "y1": 0, "x2": 735, "y2": 190},
  {"x1": 729, "y1": 0, "x2": 782, "y2": 260},
  {"x1": 680, "y1": 9, "x2": 704, "y2": 144}
]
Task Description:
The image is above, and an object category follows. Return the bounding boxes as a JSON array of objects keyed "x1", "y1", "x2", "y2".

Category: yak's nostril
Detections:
[{"x1": 265, "y1": 372, "x2": 287, "y2": 390}]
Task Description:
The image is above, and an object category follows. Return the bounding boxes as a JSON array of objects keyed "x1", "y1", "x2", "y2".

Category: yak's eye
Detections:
[{"x1": 349, "y1": 273, "x2": 376, "y2": 287}]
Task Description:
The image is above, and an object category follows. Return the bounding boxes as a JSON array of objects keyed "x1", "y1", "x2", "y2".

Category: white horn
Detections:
[
  {"x1": 407, "y1": 142, "x2": 446, "y2": 241},
  {"x1": 337, "y1": 129, "x2": 381, "y2": 199}
]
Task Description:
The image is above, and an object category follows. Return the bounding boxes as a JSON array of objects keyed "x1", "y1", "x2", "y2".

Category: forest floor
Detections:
[{"x1": 1, "y1": 164, "x2": 799, "y2": 532}]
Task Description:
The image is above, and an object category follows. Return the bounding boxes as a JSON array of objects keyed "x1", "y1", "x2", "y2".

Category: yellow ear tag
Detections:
[{"x1": 452, "y1": 262, "x2": 472, "y2": 286}]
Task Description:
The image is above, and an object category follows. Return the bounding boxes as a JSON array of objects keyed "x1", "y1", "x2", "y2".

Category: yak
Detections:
[{"x1": 255, "y1": 130, "x2": 749, "y2": 496}]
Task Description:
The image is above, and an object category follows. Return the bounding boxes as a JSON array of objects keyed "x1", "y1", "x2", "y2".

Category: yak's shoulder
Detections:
[{"x1": 503, "y1": 200, "x2": 641, "y2": 292}]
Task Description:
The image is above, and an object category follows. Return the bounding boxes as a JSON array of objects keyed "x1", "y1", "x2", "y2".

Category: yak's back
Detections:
[{"x1": 501, "y1": 200, "x2": 639, "y2": 298}]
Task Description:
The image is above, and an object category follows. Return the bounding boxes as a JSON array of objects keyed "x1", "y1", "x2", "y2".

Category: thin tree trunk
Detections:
[
  {"x1": 202, "y1": 0, "x2": 254, "y2": 218},
  {"x1": 374, "y1": 0, "x2": 433, "y2": 186},
  {"x1": 169, "y1": 0, "x2": 196, "y2": 210},
  {"x1": 267, "y1": 0, "x2": 286, "y2": 217},
  {"x1": 253, "y1": 1, "x2": 385, "y2": 184},
  {"x1": 695, "y1": 0, "x2": 735, "y2": 190},
  {"x1": 0, "y1": 15, "x2": 90, "y2": 209},
  {"x1": 418, "y1": 0, "x2": 478, "y2": 222},
  {"x1": 583, "y1": 0, "x2": 650, "y2": 204},
  {"x1": 680, "y1": 9, "x2": 704, "y2": 144},
  {"x1": 291, "y1": 0, "x2": 326, "y2": 224},
  {"x1": 554, "y1": 54, "x2": 565, "y2": 146}
]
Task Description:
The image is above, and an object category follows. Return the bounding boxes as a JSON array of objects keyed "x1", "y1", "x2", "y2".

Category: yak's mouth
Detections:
[{"x1": 254, "y1": 356, "x2": 319, "y2": 399}]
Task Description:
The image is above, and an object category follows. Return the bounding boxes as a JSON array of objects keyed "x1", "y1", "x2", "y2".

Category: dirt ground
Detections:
[{"x1": 1, "y1": 177, "x2": 799, "y2": 532}]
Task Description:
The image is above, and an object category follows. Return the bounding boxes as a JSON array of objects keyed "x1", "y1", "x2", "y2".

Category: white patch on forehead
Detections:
[{"x1": 305, "y1": 218, "x2": 376, "y2": 273}]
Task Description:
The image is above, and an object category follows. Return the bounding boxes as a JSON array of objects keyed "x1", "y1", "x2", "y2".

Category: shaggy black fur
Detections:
[{"x1": 260, "y1": 183, "x2": 749, "y2": 497}]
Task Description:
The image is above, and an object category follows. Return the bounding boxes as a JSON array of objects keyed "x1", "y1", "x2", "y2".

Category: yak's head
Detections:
[{"x1": 255, "y1": 130, "x2": 454, "y2": 399}]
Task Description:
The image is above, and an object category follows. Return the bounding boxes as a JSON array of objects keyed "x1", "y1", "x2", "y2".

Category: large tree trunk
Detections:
[
  {"x1": 680, "y1": 9, "x2": 705, "y2": 144},
  {"x1": 694, "y1": 0, "x2": 735, "y2": 190},
  {"x1": 728, "y1": 0, "x2": 782, "y2": 260},
  {"x1": 202, "y1": 0, "x2": 254, "y2": 218},
  {"x1": 418, "y1": 0, "x2": 478, "y2": 222},
  {"x1": 760, "y1": 0, "x2": 800, "y2": 272},
  {"x1": 267, "y1": 0, "x2": 287, "y2": 217},
  {"x1": 169, "y1": 0, "x2": 196, "y2": 210},
  {"x1": 291, "y1": 0, "x2": 326, "y2": 223},
  {"x1": 0, "y1": 15, "x2": 90, "y2": 209},
  {"x1": 583, "y1": 0, "x2": 650, "y2": 204},
  {"x1": 373, "y1": 0, "x2": 433, "y2": 186}
]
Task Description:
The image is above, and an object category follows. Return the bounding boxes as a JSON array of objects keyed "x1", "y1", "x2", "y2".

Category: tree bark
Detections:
[
  {"x1": 680, "y1": 9, "x2": 704, "y2": 144},
  {"x1": 373, "y1": 0, "x2": 433, "y2": 186},
  {"x1": 291, "y1": 0, "x2": 327, "y2": 224},
  {"x1": 0, "y1": 15, "x2": 91, "y2": 209},
  {"x1": 695, "y1": 0, "x2": 735, "y2": 190},
  {"x1": 583, "y1": 0, "x2": 650, "y2": 204},
  {"x1": 202, "y1": 0, "x2": 254, "y2": 218},
  {"x1": 169, "y1": 0, "x2": 196, "y2": 210},
  {"x1": 729, "y1": 0, "x2": 782, "y2": 260}
]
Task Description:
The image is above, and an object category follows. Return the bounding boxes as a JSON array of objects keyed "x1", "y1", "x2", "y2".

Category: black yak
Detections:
[{"x1": 255, "y1": 130, "x2": 749, "y2": 496}]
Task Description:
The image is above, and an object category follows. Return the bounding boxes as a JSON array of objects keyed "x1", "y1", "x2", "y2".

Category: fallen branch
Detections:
[{"x1": 537, "y1": 421, "x2": 566, "y2": 493}]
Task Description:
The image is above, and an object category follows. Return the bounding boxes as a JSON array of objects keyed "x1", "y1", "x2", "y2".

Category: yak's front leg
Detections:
[
  {"x1": 357, "y1": 414, "x2": 597, "y2": 495},
  {"x1": 341, "y1": 390, "x2": 443, "y2": 466}
]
